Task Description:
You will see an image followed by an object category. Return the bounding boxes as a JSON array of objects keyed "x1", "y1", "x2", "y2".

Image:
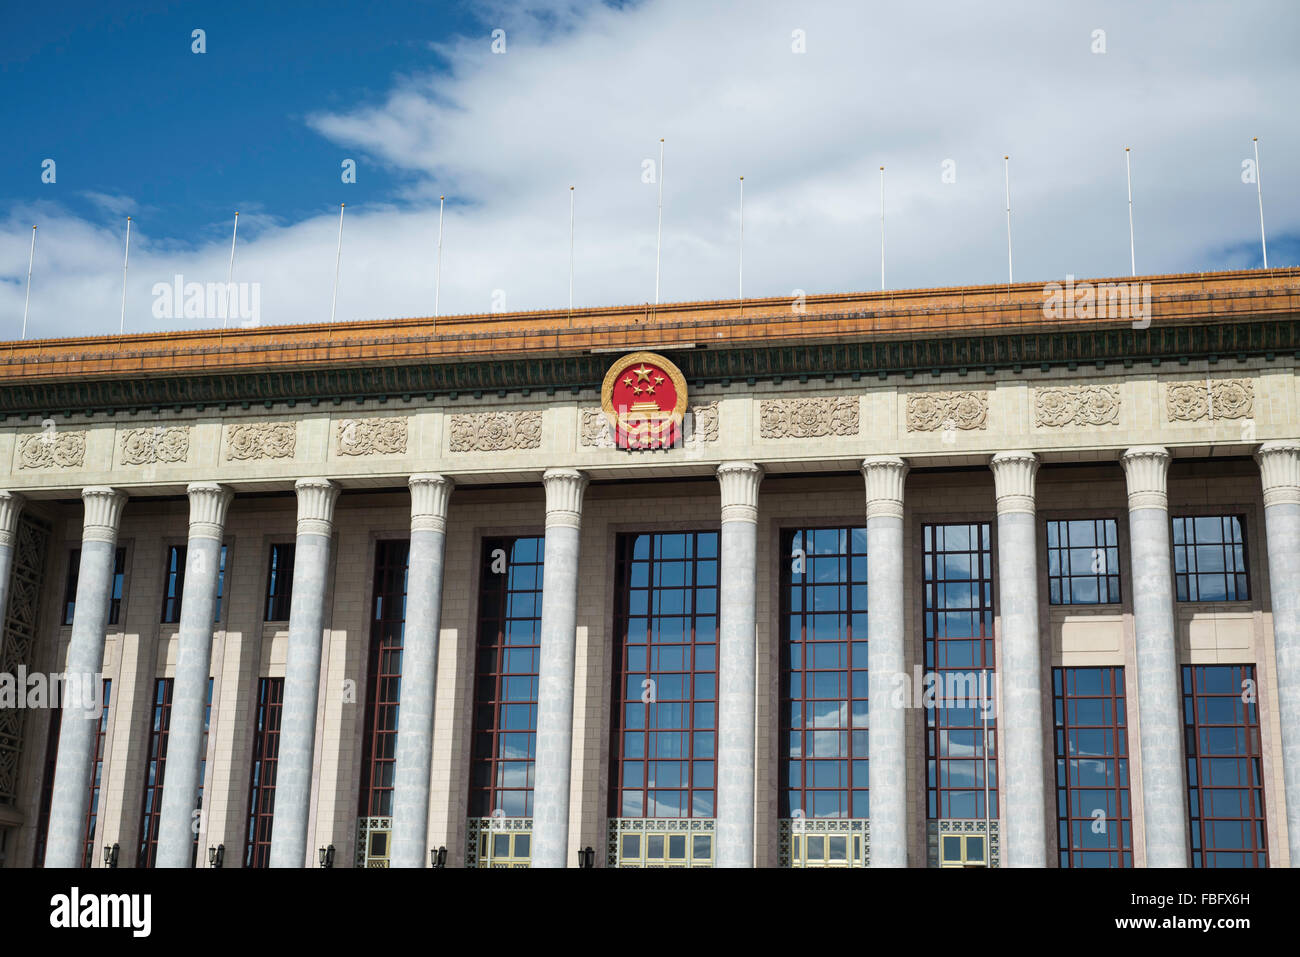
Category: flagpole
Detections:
[
  {"x1": 1125, "y1": 147, "x2": 1135, "y2": 277},
  {"x1": 879, "y1": 166, "x2": 885, "y2": 291},
  {"x1": 21, "y1": 225, "x2": 36, "y2": 340},
  {"x1": 655, "y1": 137, "x2": 664, "y2": 305},
  {"x1": 738, "y1": 176, "x2": 744, "y2": 300},
  {"x1": 1004, "y1": 155, "x2": 1013, "y2": 285},
  {"x1": 569, "y1": 186, "x2": 576, "y2": 314},
  {"x1": 330, "y1": 203, "x2": 345, "y2": 323},
  {"x1": 1253, "y1": 137, "x2": 1268, "y2": 269},
  {"x1": 435, "y1": 195, "x2": 445, "y2": 318},
  {"x1": 119, "y1": 216, "x2": 132, "y2": 335},
  {"x1": 223, "y1": 211, "x2": 240, "y2": 329}
]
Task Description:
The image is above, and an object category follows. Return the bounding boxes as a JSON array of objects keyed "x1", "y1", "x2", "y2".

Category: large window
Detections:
[
  {"x1": 33, "y1": 679, "x2": 112, "y2": 867},
  {"x1": 264, "y1": 543, "x2": 296, "y2": 621},
  {"x1": 62, "y1": 547, "x2": 127, "y2": 626},
  {"x1": 245, "y1": 677, "x2": 284, "y2": 868},
  {"x1": 470, "y1": 536, "x2": 544, "y2": 819},
  {"x1": 137, "y1": 678, "x2": 173, "y2": 868},
  {"x1": 610, "y1": 531, "x2": 718, "y2": 821},
  {"x1": 161, "y1": 545, "x2": 187, "y2": 624},
  {"x1": 358, "y1": 540, "x2": 409, "y2": 820},
  {"x1": 923, "y1": 523, "x2": 997, "y2": 822},
  {"x1": 1046, "y1": 519, "x2": 1121, "y2": 605},
  {"x1": 780, "y1": 527, "x2": 869, "y2": 821},
  {"x1": 1053, "y1": 667, "x2": 1132, "y2": 867},
  {"x1": 192, "y1": 677, "x2": 213, "y2": 866},
  {"x1": 1183, "y1": 665, "x2": 1268, "y2": 867},
  {"x1": 1173, "y1": 516, "x2": 1249, "y2": 602}
]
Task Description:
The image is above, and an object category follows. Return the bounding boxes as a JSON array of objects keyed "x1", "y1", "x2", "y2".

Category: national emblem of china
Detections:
[{"x1": 601, "y1": 351, "x2": 688, "y2": 450}]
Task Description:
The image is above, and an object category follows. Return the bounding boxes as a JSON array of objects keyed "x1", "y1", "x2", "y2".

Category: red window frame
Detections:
[
  {"x1": 609, "y1": 531, "x2": 719, "y2": 820},
  {"x1": 245, "y1": 677, "x2": 284, "y2": 868},
  {"x1": 469, "y1": 536, "x2": 544, "y2": 818},
  {"x1": 1183, "y1": 664, "x2": 1268, "y2": 867},
  {"x1": 923, "y1": 522, "x2": 997, "y2": 821},
  {"x1": 1053, "y1": 666, "x2": 1133, "y2": 867},
  {"x1": 779, "y1": 527, "x2": 869, "y2": 820},
  {"x1": 358, "y1": 539, "x2": 409, "y2": 819},
  {"x1": 137, "y1": 677, "x2": 173, "y2": 867}
]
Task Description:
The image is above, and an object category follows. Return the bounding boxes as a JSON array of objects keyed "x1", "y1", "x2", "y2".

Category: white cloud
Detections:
[{"x1": 3, "y1": 0, "x2": 1297, "y2": 339}]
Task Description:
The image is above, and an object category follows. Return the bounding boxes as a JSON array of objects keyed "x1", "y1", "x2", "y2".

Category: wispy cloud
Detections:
[{"x1": 3, "y1": 0, "x2": 1297, "y2": 339}]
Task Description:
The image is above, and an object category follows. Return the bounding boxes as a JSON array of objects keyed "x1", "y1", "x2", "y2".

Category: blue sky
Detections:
[{"x1": 1, "y1": 1, "x2": 1297, "y2": 339}]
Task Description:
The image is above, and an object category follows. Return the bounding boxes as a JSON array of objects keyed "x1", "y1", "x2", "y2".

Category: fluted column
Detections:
[
  {"x1": 156, "y1": 483, "x2": 233, "y2": 867},
  {"x1": 46, "y1": 487, "x2": 127, "y2": 868},
  {"x1": 1256, "y1": 440, "x2": 1300, "y2": 866},
  {"x1": 0, "y1": 491, "x2": 26, "y2": 632},
  {"x1": 269, "y1": 478, "x2": 340, "y2": 868},
  {"x1": 1120, "y1": 446, "x2": 1188, "y2": 867},
  {"x1": 390, "y1": 474, "x2": 454, "y2": 868},
  {"x1": 861, "y1": 457, "x2": 908, "y2": 867},
  {"x1": 531, "y1": 469, "x2": 588, "y2": 868},
  {"x1": 989, "y1": 451, "x2": 1047, "y2": 867},
  {"x1": 715, "y1": 461, "x2": 763, "y2": 868}
]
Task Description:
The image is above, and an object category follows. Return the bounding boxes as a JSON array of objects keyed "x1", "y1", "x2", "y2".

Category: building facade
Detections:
[{"x1": 0, "y1": 268, "x2": 1297, "y2": 868}]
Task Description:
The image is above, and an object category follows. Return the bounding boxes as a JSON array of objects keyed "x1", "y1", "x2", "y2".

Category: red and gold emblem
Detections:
[{"x1": 601, "y1": 351, "x2": 687, "y2": 449}]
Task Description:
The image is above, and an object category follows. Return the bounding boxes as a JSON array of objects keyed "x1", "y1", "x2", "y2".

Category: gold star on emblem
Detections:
[
  {"x1": 623, "y1": 376, "x2": 633, "y2": 387},
  {"x1": 654, "y1": 375, "x2": 664, "y2": 385},
  {"x1": 631, "y1": 364, "x2": 654, "y2": 382}
]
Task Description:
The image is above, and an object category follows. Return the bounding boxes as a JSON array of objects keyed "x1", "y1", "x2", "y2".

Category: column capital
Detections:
[
  {"x1": 294, "y1": 478, "x2": 340, "y2": 536},
  {"x1": 81, "y1": 487, "x2": 127, "y2": 544},
  {"x1": 1256, "y1": 440, "x2": 1300, "y2": 507},
  {"x1": 861, "y1": 456, "x2": 908, "y2": 520},
  {"x1": 542, "y1": 468, "x2": 588, "y2": 529},
  {"x1": 716, "y1": 461, "x2": 763, "y2": 524},
  {"x1": 0, "y1": 490, "x2": 26, "y2": 547},
  {"x1": 409, "y1": 473, "x2": 454, "y2": 532},
  {"x1": 990, "y1": 451, "x2": 1039, "y2": 515},
  {"x1": 186, "y1": 483, "x2": 233, "y2": 540},
  {"x1": 1120, "y1": 446, "x2": 1170, "y2": 510}
]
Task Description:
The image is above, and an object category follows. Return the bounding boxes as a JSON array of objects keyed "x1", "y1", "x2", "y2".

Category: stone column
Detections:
[
  {"x1": 389, "y1": 474, "x2": 453, "y2": 868},
  {"x1": 46, "y1": 487, "x2": 127, "y2": 868},
  {"x1": 1256, "y1": 440, "x2": 1300, "y2": 866},
  {"x1": 989, "y1": 451, "x2": 1048, "y2": 867},
  {"x1": 269, "y1": 478, "x2": 340, "y2": 868},
  {"x1": 156, "y1": 483, "x2": 233, "y2": 868},
  {"x1": 0, "y1": 491, "x2": 26, "y2": 627},
  {"x1": 715, "y1": 461, "x2": 763, "y2": 868},
  {"x1": 1120, "y1": 446, "x2": 1188, "y2": 867},
  {"x1": 531, "y1": 469, "x2": 588, "y2": 868},
  {"x1": 861, "y1": 456, "x2": 908, "y2": 867}
]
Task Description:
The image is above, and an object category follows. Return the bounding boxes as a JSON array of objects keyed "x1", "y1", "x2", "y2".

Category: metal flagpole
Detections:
[
  {"x1": 569, "y1": 186, "x2": 575, "y2": 314},
  {"x1": 879, "y1": 166, "x2": 885, "y2": 291},
  {"x1": 223, "y1": 211, "x2": 239, "y2": 329},
  {"x1": 1004, "y1": 155, "x2": 1013, "y2": 285},
  {"x1": 435, "y1": 195, "x2": 445, "y2": 318},
  {"x1": 655, "y1": 138, "x2": 664, "y2": 305},
  {"x1": 119, "y1": 216, "x2": 132, "y2": 334},
  {"x1": 982, "y1": 666, "x2": 992, "y2": 866},
  {"x1": 738, "y1": 176, "x2": 744, "y2": 300},
  {"x1": 1125, "y1": 148, "x2": 1136, "y2": 277},
  {"x1": 330, "y1": 203, "x2": 345, "y2": 323},
  {"x1": 21, "y1": 226, "x2": 36, "y2": 340},
  {"x1": 1253, "y1": 138, "x2": 1268, "y2": 269}
]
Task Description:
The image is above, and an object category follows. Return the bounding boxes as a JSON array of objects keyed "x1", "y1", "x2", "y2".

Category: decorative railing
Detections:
[
  {"x1": 355, "y1": 816, "x2": 392, "y2": 868},
  {"x1": 928, "y1": 819, "x2": 1000, "y2": 867},
  {"x1": 466, "y1": 817, "x2": 532, "y2": 868},
  {"x1": 606, "y1": 818, "x2": 715, "y2": 868},
  {"x1": 778, "y1": 818, "x2": 869, "y2": 867}
]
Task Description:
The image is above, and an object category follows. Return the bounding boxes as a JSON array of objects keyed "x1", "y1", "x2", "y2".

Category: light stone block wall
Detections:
[{"x1": 2, "y1": 351, "x2": 1295, "y2": 868}]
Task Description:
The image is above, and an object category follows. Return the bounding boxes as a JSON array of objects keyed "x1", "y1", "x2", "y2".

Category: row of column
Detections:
[{"x1": 16, "y1": 440, "x2": 1300, "y2": 867}]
